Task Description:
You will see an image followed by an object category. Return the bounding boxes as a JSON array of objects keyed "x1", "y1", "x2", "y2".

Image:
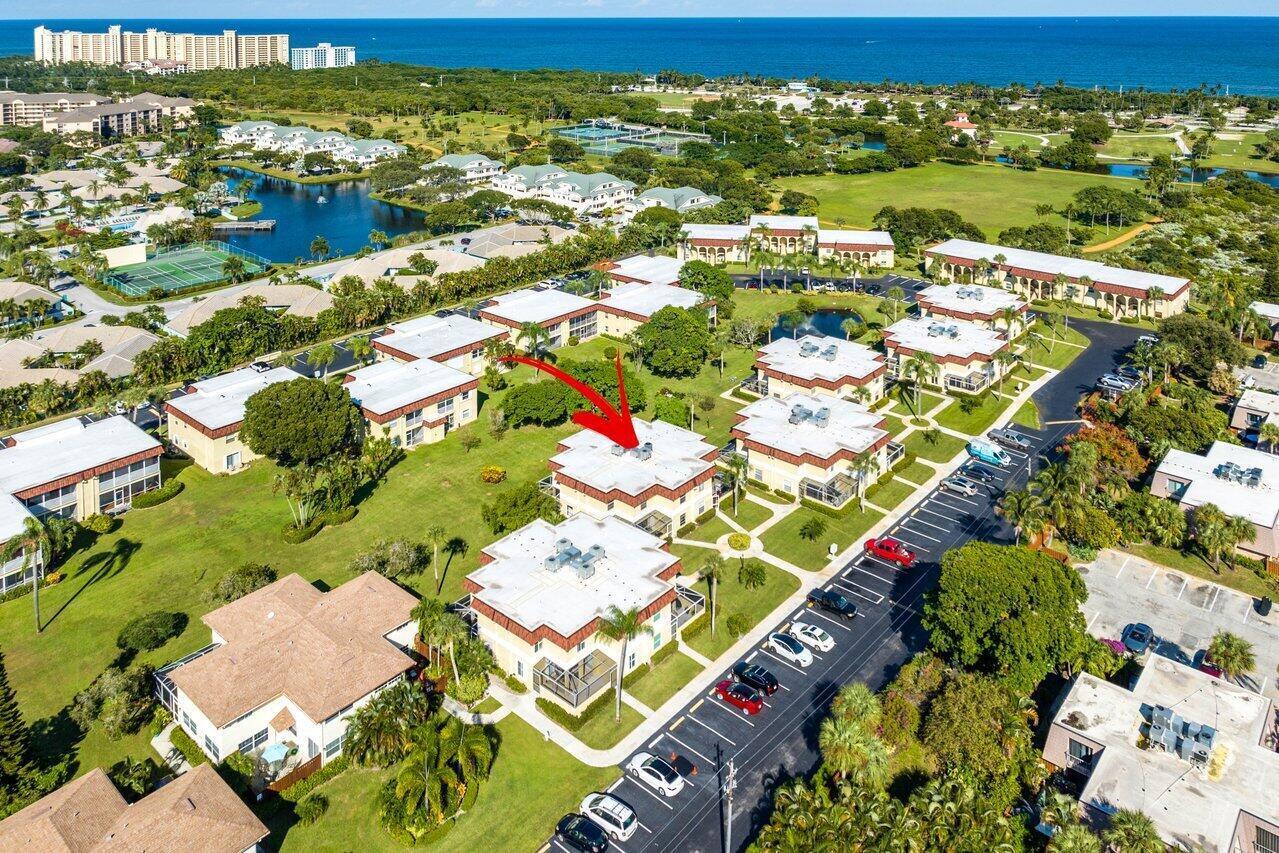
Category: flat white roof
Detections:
[
  {"x1": 0, "y1": 415, "x2": 160, "y2": 496},
  {"x1": 376, "y1": 313, "x2": 505, "y2": 362},
  {"x1": 1236, "y1": 388, "x2": 1279, "y2": 421},
  {"x1": 552, "y1": 419, "x2": 715, "y2": 497},
  {"x1": 756, "y1": 334, "x2": 883, "y2": 384},
  {"x1": 734, "y1": 392, "x2": 887, "y2": 460},
  {"x1": 928, "y1": 238, "x2": 1190, "y2": 295},
  {"x1": 166, "y1": 366, "x2": 302, "y2": 431},
  {"x1": 1156, "y1": 441, "x2": 1279, "y2": 527},
  {"x1": 481, "y1": 287, "x2": 596, "y2": 326},
  {"x1": 816, "y1": 228, "x2": 894, "y2": 248},
  {"x1": 469, "y1": 514, "x2": 678, "y2": 639},
  {"x1": 606, "y1": 255, "x2": 683, "y2": 286},
  {"x1": 344, "y1": 358, "x2": 473, "y2": 417},
  {"x1": 1250, "y1": 300, "x2": 1279, "y2": 324},
  {"x1": 883, "y1": 317, "x2": 1008, "y2": 360},
  {"x1": 917, "y1": 282, "x2": 1026, "y2": 318},
  {"x1": 1053, "y1": 657, "x2": 1279, "y2": 852},
  {"x1": 749, "y1": 214, "x2": 819, "y2": 232},
  {"x1": 683, "y1": 223, "x2": 751, "y2": 242},
  {"x1": 599, "y1": 282, "x2": 705, "y2": 320},
  {"x1": 0, "y1": 493, "x2": 32, "y2": 544}
]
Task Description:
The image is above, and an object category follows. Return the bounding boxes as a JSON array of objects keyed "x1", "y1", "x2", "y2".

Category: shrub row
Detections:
[
  {"x1": 800, "y1": 496, "x2": 864, "y2": 519},
  {"x1": 680, "y1": 611, "x2": 710, "y2": 640},
  {"x1": 730, "y1": 387, "x2": 758, "y2": 401},
  {"x1": 169, "y1": 726, "x2": 209, "y2": 767},
  {"x1": 282, "y1": 518, "x2": 324, "y2": 544},
  {"x1": 535, "y1": 688, "x2": 616, "y2": 732},
  {"x1": 280, "y1": 755, "x2": 350, "y2": 802},
  {"x1": 503, "y1": 674, "x2": 528, "y2": 694},
  {"x1": 131, "y1": 480, "x2": 184, "y2": 509}
]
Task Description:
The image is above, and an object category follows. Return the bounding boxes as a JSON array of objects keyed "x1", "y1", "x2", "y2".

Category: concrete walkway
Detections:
[
  {"x1": 150, "y1": 722, "x2": 191, "y2": 775},
  {"x1": 442, "y1": 693, "x2": 512, "y2": 726}
]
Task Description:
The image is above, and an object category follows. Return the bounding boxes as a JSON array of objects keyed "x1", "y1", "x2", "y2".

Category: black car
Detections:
[
  {"x1": 806, "y1": 588, "x2": 859, "y2": 619},
  {"x1": 1254, "y1": 353, "x2": 1269, "y2": 369},
  {"x1": 864, "y1": 283, "x2": 882, "y2": 295},
  {"x1": 732, "y1": 661, "x2": 779, "y2": 695},
  {"x1": 556, "y1": 814, "x2": 609, "y2": 853},
  {"x1": 960, "y1": 461, "x2": 996, "y2": 483}
]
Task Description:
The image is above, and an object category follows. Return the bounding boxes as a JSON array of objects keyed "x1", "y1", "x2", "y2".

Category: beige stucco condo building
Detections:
[
  {"x1": 882, "y1": 317, "x2": 1012, "y2": 394},
  {"x1": 548, "y1": 419, "x2": 719, "y2": 539},
  {"x1": 750, "y1": 215, "x2": 819, "y2": 254},
  {"x1": 753, "y1": 335, "x2": 886, "y2": 403},
  {"x1": 924, "y1": 238, "x2": 1191, "y2": 320},
  {"x1": 463, "y1": 514, "x2": 699, "y2": 711},
  {"x1": 596, "y1": 281, "x2": 714, "y2": 337},
  {"x1": 679, "y1": 223, "x2": 752, "y2": 265},
  {"x1": 732, "y1": 392, "x2": 890, "y2": 508},
  {"x1": 165, "y1": 365, "x2": 303, "y2": 474},
  {"x1": 815, "y1": 229, "x2": 895, "y2": 269},
  {"x1": 372, "y1": 313, "x2": 509, "y2": 377},
  {"x1": 915, "y1": 282, "x2": 1028, "y2": 331},
  {"x1": 478, "y1": 287, "x2": 599, "y2": 349},
  {"x1": 343, "y1": 358, "x2": 478, "y2": 449}
]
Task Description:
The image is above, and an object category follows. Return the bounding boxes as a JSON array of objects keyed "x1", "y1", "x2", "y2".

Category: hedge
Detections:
[
  {"x1": 731, "y1": 387, "x2": 759, "y2": 401},
  {"x1": 800, "y1": 496, "x2": 864, "y2": 519},
  {"x1": 169, "y1": 726, "x2": 209, "y2": 767},
  {"x1": 651, "y1": 638, "x2": 681, "y2": 666},
  {"x1": 870, "y1": 396, "x2": 892, "y2": 411},
  {"x1": 535, "y1": 688, "x2": 616, "y2": 732},
  {"x1": 282, "y1": 517, "x2": 325, "y2": 544},
  {"x1": 131, "y1": 480, "x2": 184, "y2": 509},
  {"x1": 280, "y1": 755, "x2": 349, "y2": 802},
  {"x1": 323, "y1": 506, "x2": 357, "y2": 526},
  {"x1": 503, "y1": 674, "x2": 528, "y2": 694},
  {"x1": 1119, "y1": 316, "x2": 1140, "y2": 325},
  {"x1": 680, "y1": 611, "x2": 710, "y2": 640},
  {"x1": 892, "y1": 451, "x2": 918, "y2": 472}
]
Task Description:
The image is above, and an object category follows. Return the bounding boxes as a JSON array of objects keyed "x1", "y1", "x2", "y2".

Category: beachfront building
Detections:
[
  {"x1": 463, "y1": 514, "x2": 693, "y2": 710},
  {"x1": 343, "y1": 358, "x2": 478, "y2": 449},
  {"x1": 598, "y1": 253, "x2": 684, "y2": 287},
  {"x1": 731, "y1": 392, "x2": 890, "y2": 507},
  {"x1": 815, "y1": 229, "x2": 895, "y2": 269},
  {"x1": 0, "y1": 91, "x2": 110, "y2": 126},
  {"x1": 155, "y1": 572, "x2": 418, "y2": 771},
  {"x1": 547, "y1": 419, "x2": 719, "y2": 538},
  {"x1": 1151, "y1": 441, "x2": 1279, "y2": 558},
  {"x1": 491, "y1": 166, "x2": 636, "y2": 215},
  {"x1": 478, "y1": 287, "x2": 599, "y2": 349},
  {"x1": 372, "y1": 313, "x2": 509, "y2": 376},
  {"x1": 915, "y1": 282, "x2": 1029, "y2": 331},
  {"x1": 165, "y1": 365, "x2": 303, "y2": 474},
  {"x1": 924, "y1": 239, "x2": 1192, "y2": 319},
  {"x1": 750, "y1": 215, "x2": 820, "y2": 254},
  {"x1": 1042, "y1": 655, "x2": 1279, "y2": 853},
  {"x1": 752, "y1": 335, "x2": 886, "y2": 403},
  {"x1": 218, "y1": 121, "x2": 406, "y2": 167},
  {"x1": 164, "y1": 284, "x2": 335, "y2": 338},
  {"x1": 630, "y1": 185, "x2": 722, "y2": 215},
  {"x1": 42, "y1": 93, "x2": 196, "y2": 137},
  {"x1": 678, "y1": 223, "x2": 752, "y2": 265},
  {"x1": 0, "y1": 764, "x2": 268, "y2": 852},
  {"x1": 428, "y1": 153, "x2": 505, "y2": 184},
  {"x1": 596, "y1": 281, "x2": 714, "y2": 337},
  {"x1": 882, "y1": 317, "x2": 1012, "y2": 394},
  {"x1": 290, "y1": 42, "x2": 356, "y2": 70},
  {"x1": 34, "y1": 25, "x2": 289, "y2": 70}
]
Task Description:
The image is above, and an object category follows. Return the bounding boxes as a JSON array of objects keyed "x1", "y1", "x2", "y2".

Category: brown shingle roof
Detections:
[
  {"x1": 0, "y1": 768, "x2": 125, "y2": 852},
  {"x1": 169, "y1": 572, "x2": 418, "y2": 727},
  {"x1": 269, "y1": 706, "x2": 296, "y2": 732}
]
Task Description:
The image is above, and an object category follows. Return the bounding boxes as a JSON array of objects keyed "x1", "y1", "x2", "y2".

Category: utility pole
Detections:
[{"x1": 722, "y1": 758, "x2": 737, "y2": 853}]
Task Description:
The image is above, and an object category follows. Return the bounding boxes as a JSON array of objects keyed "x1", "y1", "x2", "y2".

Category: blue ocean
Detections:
[{"x1": 2, "y1": 17, "x2": 1278, "y2": 94}]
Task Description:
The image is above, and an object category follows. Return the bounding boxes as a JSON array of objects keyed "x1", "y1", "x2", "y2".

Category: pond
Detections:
[
  {"x1": 992, "y1": 156, "x2": 1279, "y2": 188},
  {"x1": 770, "y1": 308, "x2": 864, "y2": 341},
  {"x1": 217, "y1": 167, "x2": 423, "y2": 263}
]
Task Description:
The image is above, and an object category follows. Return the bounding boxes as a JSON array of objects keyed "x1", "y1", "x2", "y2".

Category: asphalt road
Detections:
[{"x1": 550, "y1": 317, "x2": 1142, "y2": 853}]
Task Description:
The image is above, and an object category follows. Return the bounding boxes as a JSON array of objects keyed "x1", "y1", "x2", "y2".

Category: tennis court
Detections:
[
  {"x1": 559, "y1": 125, "x2": 628, "y2": 140},
  {"x1": 104, "y1": 242, "x2": 270, "y2": 297}
]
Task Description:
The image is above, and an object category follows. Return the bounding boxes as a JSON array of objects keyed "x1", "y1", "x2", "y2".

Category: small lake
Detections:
[
  {"x1": 771, "y1": 308, "x2": 864, "y2": 341},
  {"x1": 992, "y1": 156, "x2": 1279, "y2": 188},
  {"x1": 217, "y1": 167, "x2": 423, "y2": 263}
]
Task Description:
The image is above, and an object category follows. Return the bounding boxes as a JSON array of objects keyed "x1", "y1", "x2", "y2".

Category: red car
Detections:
[
  {"x1": 864, "y1": 536, "x2": 917, "y2": 568},
  {"x1": 715, "y1": 679, "x2": 764, "y2": 715}
]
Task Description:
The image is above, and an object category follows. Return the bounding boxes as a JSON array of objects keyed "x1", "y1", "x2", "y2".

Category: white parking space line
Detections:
[
  {"x1": 1176, "y1": 577, "x2": 1188, "y2": 600},
  {"x1": 893, "y1": 525, "x2": 941, "y2": 544},
  {"x1": 1086, "y1": 610, "x2": 1100, "y2": 632},
  {"x1": 684, "y1": 712, "x2": 738, "y2": 745},
  {"x1": 1205, "y1": 586, "x2": 1222, "y2": 612},
  {"x1": 804, "y1": 607, "x2": 855, "y2": 631},
  {"x1": 1116, "y1": 555, "x2": 1131, "y2": 579},
  {"x1": 1145, "y1": 570, "x2": 1158, "y2": 589},
  {"x1": 621, "y1": 778, "x2": 675, "y2": 810},
  {"x1": 553, "y1": 840, "x2": 576, "y2": 853},
  {"x1": 831, "y1": 577, "x2": 886, "y2": 605},
  {"x1": 758, "y1": 648, "x2": 806, "y2": 675},
  {"x1": 607, "y1": 777, "x2": 623, "y2": 793},
  {"x1": 906, "y1": 513, "x2": 949, "y2": 532},
  {"x1": 709, "y1": 696, "x2": 757, "y2": 726},
  {"x1": 662, "y1": 732, "x2": 712, "y2": 765},
  {"x1": 858, "y1": 554, "x2": 906, "y2": 574},
  {"x1": 850, "y1": 564, "x2": 897, "y2": 585},
  {"x1": 916, "y1": 505, "x2": 955, "y2": 523},
  {"x1": 933, "y1": 492, "x2": 980, "y2": 508}
]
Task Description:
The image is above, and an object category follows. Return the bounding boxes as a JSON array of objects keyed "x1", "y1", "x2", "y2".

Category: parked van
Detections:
[{"x1": 967, "y1": 439, "x2": 1011, "y2": 467}]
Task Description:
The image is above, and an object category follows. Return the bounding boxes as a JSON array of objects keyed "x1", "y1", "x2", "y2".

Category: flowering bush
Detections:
[
  {"x1": 480, "y1": 465, "x2": 507, "y2": 484},
  {"x1": 728, "y1": 533, "x2": 751, "y2": 551}
]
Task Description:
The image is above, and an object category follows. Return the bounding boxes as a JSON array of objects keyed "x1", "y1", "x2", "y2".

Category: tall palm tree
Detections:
[
  {"x1": 1207, "y1": 631, "x2": 1255, "y2": 681},
  {"x1": 306, "y1": 343, "x2": 337, "y2": 378},
  {"x1": 516, "y1": 321, "x2": 551, "y2": 355},
  {"x1": 703, "y1": 555, "x2": 725, "y2": 637},
  {"x1": 997, "y1": 489, "x2": 1045, "y2": 544},
  {"x1": 597, "y1": 606, "x2": 654, "y2": 722},
  {"x1": 1192, "y1": 503, "x2": 1230, "y2": 571},
  {"x1": 1, "y1": 517, "x2": 50, "y2": 633},
  {"x1": 412, "y1": 597, "x2": 446, "y2": 669},
  {"x1": 1260, "y1": 422, "x2": 1279, "y2": 454},
  {"x1": 348, "y1": 335, "x2": 374, "y2": 365},
  {"x1": 1223, "y1": 515, "x2": 1256, "y2": 569},
  {"x1": 221, "y1": 254, "x2": 248, "y2": 283},
  {"x1": 1101, "y1": 808, "x2": 1163, "y2": 853},
  {"x1": 344, "y1": 681, "x2": 433, "y2": 767},
  {"x1": 829, "y1": 682, "x2": 881, "y2": 728},
  {"x1": 902, "y1": 353, "x2": 939, "y2": 415},
  {"x1": 436, "y1": 612, "x2": 470, "y2": 683},
  {"x1": 725, "y1": 452, "x2": 748, "y2": 515},
  {"x1": 994, "y1": 350, "x2": 1017, "y2": 393},
  {"x1": 841, "y1": 316, "x2": 864, "y2": 341},
  {"x1": 436, "y1": 714, "x2": 493, "y2": 799},
  {"x1": 309, "y1": 235, "x2": 331, "y2": 261},
  {"x1": 818, "y1": 715, "x2": 889, "y2": 787},
  {"x1": 999, "y1": 306, "x2": 1022, "y2": 338},
  {"x1": 424, "y1": 524, "x2": 447, "y2": 584},
  {"x1": 368, "y1": 229, "x2": 389, "y2": 250},
  {"x1": 1049, "y1": 823, "x2": 1101, "y2": 853}
]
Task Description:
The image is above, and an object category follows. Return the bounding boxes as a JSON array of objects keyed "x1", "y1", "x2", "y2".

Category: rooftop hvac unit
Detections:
[
  {"x1": 799, "y1": 340, "x2": 819, "y2": 357},
  {"x1": 947, "y1": 326, "x2": 960, "y2": 338},
  {"x1": 821, "y1": 344, "x2": 839, "y2": 361},
  {"x1": 789, "y1": 405, "x2": 813, "y2": 425},
  {"x1": 972, "y1": 288, "x2": 984, "y2": 301},
  {"x1": 633, "y1": 441, "x2": 654, "y2": 461},
  {"x1": 587, "y1": 543, "x2": 606, "y2": 560},
  {"x1": 956, "y1": 286, "x2": 971, "y2": 299},
  {"x1": 927, "y1": 323, "x2": 946, "y2": 337},
  {"x1": 611, "y1": 443, "x2": 626, "y2": 456},
  {"x1": 554, "y1": 537, "x2": 572, "y2": 552},
  {"x1": 813, "y1": 407, "x2": 831, "y2": 428}
]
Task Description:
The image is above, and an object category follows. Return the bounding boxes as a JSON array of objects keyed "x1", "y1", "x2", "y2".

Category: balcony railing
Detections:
[
  {"x1": 945, "y1": 371, "x2": 993, "y2": 393},
  {"x1": 886, "y1": 441, "x2": 905, "y2": 468},
  {"x1": 634, "y1": 510, "x2": 674, "y2": 540},
  {"x1": 801, "y1": 472, "x2": 858, "y2": 508},
  {"x1": 538, "y1": 475, "x2": 559, "y2": 498},
  {"x1": 738, "y1": 377, "x2": 768, "y2": 397},
  {"x1": 672, "y1": 584, "x2": 706, "y2": 630},
  {"x1": 154, "y1": 642, "x2": 220, "y2": 712},
  {"x1": 533, "y1": 650, "x2": 616, "y2": 708}
]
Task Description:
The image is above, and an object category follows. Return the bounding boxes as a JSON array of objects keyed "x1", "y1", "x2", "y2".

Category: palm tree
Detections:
[
  {"x1": 1223, "y1": 515, "x2": 1256, "y2": 569},
  {"x1": 703, "y1": 555, "x2": 725, "y2": 638},
  {"x1": 436, "y1": 714, "x2": 494, "y2": 799},
  {"x1": 424, "y1": 524, "x2": 447, "y2": 584},
  {"x1": 1193, "y1": 503, "x2": 1230, "y2": 571},
  {"x1": 597, "y1": 606, "x2": 654, "y2": 722},
  {"x1": 309, "y1": 235, "x2": 331, "y2": 261},
  {"x1": 841, "y1": 316, "x2": 864, "y2": 341},
  {"x1": 725, "y1": 452, "x2": 747, "y2": 515},
  {"x1": 997, "y1": 489, "x2": 1045, "y2": 544},
  {"x1": 344, "y1": 681, "x2": 433, "y2": 767},
  {"x1": 1, "y1": 517, "x2": 50, "y2": 633},
  {"x1": 412, "y1": 597, "x2": 446, "y2": 669},
  {"x1": 1208, "y1": 631, "x2": 1255, "y2": 681},
  {"x1": 221, "y1": 254, "x2": 248, "y2": 283},
  {"x1": 819, "y1": 715, "x2": 889, "y2": 786},
  {"x1": 369, "y1": 229, "x2": 389, "y2": 250},
  {"x1": 394, "y1": 724, "x2": 456, "y2": 826},
  {"x1": 1101, "y1": 808, "x2": 1163, "y2": 853},
  {"x1": 902, "y1": 353, "x2": 939, "y2": 415},
  {"x1": 436, "y1": 612, "x2": 470, "y2": 683},
  {"x1": 994, "y1": 350, "x2": 1017, "y2": 393},
  {"x1": 1049, "y1": 823, "x2": 1102, "y2": 853},
  {"x1": 348, "y1": 335, "x2": 374, "y2": 365},
  {"x1": 829, "y1": 682, "x2": 880, "y2": 728},
  {"x1": 999, "y1": 306, "x2": 1022, "y2": 338},
  {"x1": 516, "y1": 321, "x2": 551, "y2": 355},
  {"x1": 306, "y1": 343, "x2": 337, "y2": 378},
  {"x1": 1260, "y1": 422, "x2": 1279, "y2": 454}
]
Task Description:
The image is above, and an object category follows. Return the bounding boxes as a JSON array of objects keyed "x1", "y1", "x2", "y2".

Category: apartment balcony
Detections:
[
  {"x1": 800, "y1": 472, "x2": 859, "y2": 508},
  {"x1": 738, "y1": 376, "x2": 768, "y2": 397},
  {"x1": 885, "y1": 441, "x2": 905, "y2": 469},
  {"x1": 672, "y1": 584, "x2": 706, "y2": 630},
  {"x1": 884, "y1": 357, "x2": 901, "y2": 379},
  {"x1": 533, "y1": 650, "x2": 616, "y2": 708},
  {"x1": 945, "y1": 370, "x2": 994, "y2": 394},
  {"x1": 634, "y1": 509, "x2": 674, "y2": 540},
  {"x1": 538, "y1": 475, "x2": 559, "y2": 498},
  {"x1": 718, "y1": 439, "x2": 744, "y2": 464}
]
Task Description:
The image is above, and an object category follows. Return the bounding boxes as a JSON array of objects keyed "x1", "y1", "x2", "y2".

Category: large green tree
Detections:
[
  {"x1": 242, "y1": 377, "x2": 364, "y2": 468},
  {"x1": 0, "y1": 650, "x2": 33, "y2": 792},
  {"x1": 678, "y1": 260, "x2": 736, "y2": 318},
  {"x1": 635, "y1": 307, "x2": 715, "y2": 377}
]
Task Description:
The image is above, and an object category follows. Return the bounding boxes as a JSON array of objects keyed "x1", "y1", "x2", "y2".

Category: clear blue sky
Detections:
[{"x1": 6, "y1": 4, "x2": 1279, "y2": 18}]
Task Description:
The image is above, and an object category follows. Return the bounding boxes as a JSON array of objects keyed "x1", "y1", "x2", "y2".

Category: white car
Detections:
[
  {"x1": 766, "y1": 631, "x2": 814, "y2": 667},
  {"x1": 790, "y1": 622, "x2": 835, "y2": 653},
  {"x1": 625, "y1": 752, "x2": 685, "y2": 797},
  {"x1": 580, "y1": 792, "x2": 638, "y2": 841}
]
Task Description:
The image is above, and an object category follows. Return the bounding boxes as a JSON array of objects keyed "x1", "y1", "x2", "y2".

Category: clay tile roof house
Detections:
[{"x1": 164, "y1": 284, "x2": 335, "y2": 338}]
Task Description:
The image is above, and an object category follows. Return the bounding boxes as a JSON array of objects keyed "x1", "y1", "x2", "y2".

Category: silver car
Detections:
[{"x1": 941, "y1": 475, "x2": 980, "y2": 497}]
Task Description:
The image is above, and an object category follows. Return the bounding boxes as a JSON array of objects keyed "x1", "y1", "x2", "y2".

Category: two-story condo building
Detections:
[
  {"x1": 218, "y1": 121, "x2": 406, "y2": 167},
  {"x1": 372, "y1": 313, "x2": 509, "y2": 376},
  {"x1": 343, "y1": 358, "x2": 478, "y2": 449},
  {"x1": 548, "y1": 419, "x2": 718, "y2": 539},
  {"x1": 752, "y1": 335, "x2": 886, "y2": 402},
  {"x1": 630, "y1": 185, "x2": 722, "y2": 214},
  {"x1": 490, "y1": 165, "x2": 635, "y2": 215},
  {"x1": 428, "y1": 153, "x2": 505, "y2": 184},
  {"x1": 814, "y1": 229, "x2": 895, "y2": 269},
  {"x1": 156, "y1": 572, "x2": 418, "y2": 770},
  {"x1": 463, "y1": 514, "x2": 697, "y2": 710},
  {"x1": 165, "y1": 365, "x2": 303, "y2": 474},
  {"x1": 596, "y1": 281, "x2": 714, "y2": 337},
  {"x1": 882, "y1": 317, "x2": 1011, "y2": 393},
  {"x1": 924, "y1": 238, "x2": 1191, "y2": 320},
  {"x1": 1231, "y1": 388, "x2": 1279, "y2": 438},
  {"x1": 750, "y1": 215, "x2": 820, "y2": 254},
  {"x1": 915, "y1": 282, "x2": 1029, "y2": 331},
  {"x1": 731, "y1": 392, "x2": 890, "y2": 508},
  {"x1": 0, "y1": 415, "x2": 161, "y2": 593},
  {"x1": 478, "y1": 287, "x2": 599, "y2": 349},
  {"x1": 678, "y1": 223, "x2": 752, "y2": 265},
  {"x1": 599, "y1": 254, "x2": 684, "y2": 287}
]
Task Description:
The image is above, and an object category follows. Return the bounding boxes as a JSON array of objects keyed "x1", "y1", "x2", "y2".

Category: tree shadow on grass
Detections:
[
  {"x1": 436, "y1": 537, "x2": 469, "y2": 597},
  {"x1": 29, "y1": 706, "x2": 84, "y2": 777},
  {"x1": 44, "y1": 538, "x2": 141, "y2": 631}
]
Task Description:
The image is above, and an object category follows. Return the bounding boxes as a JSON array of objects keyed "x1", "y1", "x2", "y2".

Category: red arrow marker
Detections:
[{"x1": 498, "y1": 351, "x2": 640, "y2": 449}]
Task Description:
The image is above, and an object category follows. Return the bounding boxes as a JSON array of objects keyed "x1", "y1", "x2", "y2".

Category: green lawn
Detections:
[
  {"x1": 902, "y1": 429, "x2": 968, "y2": 464},
  {"x1": 775, "y1": 162, "x2": 1145, "y2": 240},
  {"x1": 1026, "y1": 337, "x2": 1086, "y2": 371},
  {"x1": 273, "y1": 716, "x2": 618, "y2": 852},
  {"x1": 1098, "y1": 134, "x2": 1180, "y2": 161},
  {"x1": 574, "y1": 701, "x2": 645, "y2": 750},
  {"x1": 685, "y1": 559, "x2": 800, "y2": 660},
  {"x1": 1012, "y1": 400, "x2": 1043, "y2": 430},
  {"x1": 670, "y1": 542, "x2": 719, "y2": 577},
  {"x1": 894, "y1": 459, "x2": 936, "y2": 485},
  {"x1": 864, "y1": 478, "x2": 918, "y2": 511},
  {"x1": 471, "y1": 696, "x2": 502, "y2": 715},
  {"x1": 685, "y1": 514, "x2": 733, "y2": 543},
  {"x1": 1121, "y1": 543, "x2": 1277, "y2": 600},
  {"x1": 933, "y1": 392, "x2": 1015, "y2": 436},
  {"x1": 890, "y1": 389, "x2": 945, "y2": 418},
  {"x1": 1203, "y1": 132, "x2": 1275, "y2": 172},
  {"x1": 627, "y1": 649, "x2": 705, "y2": 710},
  {"x1": 882, "y1": 413, "x2": 908, "y2": 437},
  {"x1": 734, "y1": 288, "x2": 895, "y2": 330},
  {"x1": 760, "y1": 506, "x2": 885, "y2": 571},
  {"x1": 722, "y1": 498, "x2": 773, "y2": 532}
]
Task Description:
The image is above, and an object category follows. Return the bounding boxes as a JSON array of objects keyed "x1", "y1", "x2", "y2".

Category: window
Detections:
[
  {"x1": 225, "y1": 452, "x2": 240, "y2": 470},
  {"x1": 576, "y1": 641, "x2": 586, "y2": 652},
  {"x1": 238, "y1": 728, "x2": 268, "y2": 754},
  {"x1": 1166, "y1": 478, "x2": 1190, "y2": 500},
  {"x1": 461, "y1": 390, "x2": 470, "y2": 400},
  {"x1": 1067, "y1": 739, "x2": 1095, "y2": 764},
  {"x1": 324, "y1": 733, "x2": 345, "y2": 759},
  {"x1": 516, "y1": 660, "x2": 524, "y2": 677},
  {"x1": 627, "y1": 651, "x2": 636, "y2": 670},
  {"x1": 652, "y1": 633, "x2": 662, "y2": 649},
  {"x1": 204, "y1": 735, "x2": 220, "y2": 761},
  {"x1": 607, "y1": 500, "x2": 615, "y2": 512},
  {"x1": 679, "y1": 495, "x2": 686, "y2": 505},
  {"x1": 533, "y1": 640, "x2": 543, "y2": 653},
  {"x1": 181, "y1": 711, "x2": 197, "y2": 736}
]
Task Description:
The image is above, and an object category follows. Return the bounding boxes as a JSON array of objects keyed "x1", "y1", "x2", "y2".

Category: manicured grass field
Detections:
[
  {"x1": 894, "y1": 459, "x2": 936, "y2": 485},
  {"x1": 685, "y1": 560, "x2": 800, "y2": 660},
  {"x1": 1098, "y1": 134, "x2": 1180, "y2": 161},
  {"x1": 760, "y1": 506, "x2": 885, "y2": 571},
  {"x1": 890, "y1": 389, "x2": 945, "y2": 418},
  {"x1": 670, "y1": 542, "x2": 718, "y2": 577},
  {"x1": 1026, "y1": 337, "x2": 1087, "y2": 371},
  {"x1": 882, "y1": 413, "x2": 908, "y2": 437},
  {"x1": 902, "y1": 429, "x2": 968, "y2": 464},
  {"x1": 774, "y1": 162, "x2": 1142, "y2": 239},
  {"x1": 686, "y1": 514, "x2": 733, "y2": 543},
  {"x1": 1203, "y1": 132, "x2": 1274, "y2": 172},
  {"x1": 865, "y1": 477, "x2": 917, "y2": 511},
  {"x1": 1012, "y1": 400, "x2": 1043, "y2": 430},
  {"x1": 722, "y1": 498, "x2": 773, "y2": 532},
  {"x1": 575, "y1": 701, "x2": 645, "y2": 750},
  {"x1": 933, "y1": 392, "x2": 1015, "y2": 435},
  {"x1": 627, "y1": 649, "x2": 705, "y2": 710}
]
